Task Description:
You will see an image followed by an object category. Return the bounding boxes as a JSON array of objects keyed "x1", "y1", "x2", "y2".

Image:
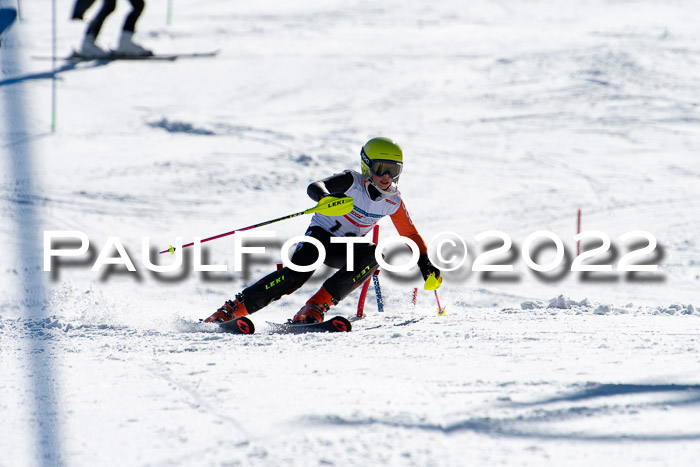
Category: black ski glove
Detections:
[{"x1": 417, "y1": 254, "x2": 440, "y2": 281}]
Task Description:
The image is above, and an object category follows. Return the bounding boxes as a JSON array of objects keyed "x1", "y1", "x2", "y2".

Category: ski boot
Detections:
[
  {"x1": 291, "y1": 288, "x2": 334, "y2": 324},
  {"x1": 204, "y1": 296, "x2": 248, "y2": 323},
  {"x1": 292, "y1": 302, "x2": 328, "y2": 324},
  {"x1": 79, "y1": 34, "x2": 111, "y2": 59},
  {"x1": 116, "y1": 31, "x2": 153, "y2": 57}
]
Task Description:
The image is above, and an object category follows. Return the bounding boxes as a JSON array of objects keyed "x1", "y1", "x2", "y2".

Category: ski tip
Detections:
[
  {"x1": 329, "y1": 316, "x2": 352, "y2": 332},
  {"x1": 219, "y1": 316, "x2": 255, "y2": 334}
]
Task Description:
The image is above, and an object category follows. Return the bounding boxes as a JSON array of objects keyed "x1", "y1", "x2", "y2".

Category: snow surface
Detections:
[{"x1": 2, "y1": 0, "x2": 700, "y2": 465}]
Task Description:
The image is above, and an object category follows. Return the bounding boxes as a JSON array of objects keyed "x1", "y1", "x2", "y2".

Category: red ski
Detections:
[
  {"x1": 218, "y1": 316, "x2": 255, "y2": 335},
  {"x1": 266, "y1": 316, "x2": 352, "y2": 334}
]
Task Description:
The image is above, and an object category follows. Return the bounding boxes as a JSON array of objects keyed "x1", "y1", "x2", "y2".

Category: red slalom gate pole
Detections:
[{"x1": 356, "y1": 283, "x2": 369, "y2": 318}]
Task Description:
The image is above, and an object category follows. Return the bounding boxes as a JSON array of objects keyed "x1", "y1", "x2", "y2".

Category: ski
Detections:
[
  {"x1": 32, "y1": 50, "x2": 219, "y2": 62},
  {"x1": 267, "y1": 316, "x2": 352, "y2": 334},
  {"x1": 218, "y1": 316, "x2": 255, "y2": 335}
]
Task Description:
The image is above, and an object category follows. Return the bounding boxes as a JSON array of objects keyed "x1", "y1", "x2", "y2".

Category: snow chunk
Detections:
[
  {"x1": 520, "y1": 300, "x2": 543, "y2": 310},
  {"x1": 43, "y1": 318, "x2": 63, "y2": 329},
  {"x1": 654, "y1": 304, "x2": 697, "y2": 315},
  {"x1": 522, "y1": 296, "x2": 594, "y2": 311},
  {"x1": 656, "y1": 305, "x2": 678, "y2": 315},
  {"x1": 547, "y1": 295, "x2": 573, "y2": 309},
  {"x1": 541, "y1": 295, "x2": 600, "y2": 310}
]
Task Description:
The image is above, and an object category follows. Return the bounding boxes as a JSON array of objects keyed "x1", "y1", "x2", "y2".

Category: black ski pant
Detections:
[
  {"x1": 85, "y1": 0, "x2": 144, "y2": 37},
  {"x1": 240, "y1": 226, "x2": 379, "y2": 313}
]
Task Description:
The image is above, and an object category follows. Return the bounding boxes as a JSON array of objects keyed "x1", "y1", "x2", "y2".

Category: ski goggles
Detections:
[{"x1": 370, "y1": 160, "x2": 403, "y2": 180}]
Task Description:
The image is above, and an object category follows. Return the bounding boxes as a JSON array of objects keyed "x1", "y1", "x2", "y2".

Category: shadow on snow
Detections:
[
  {"x1": 0, "y1": 60, "x2": 111, "y2": 87},
  {"x1": 304, "y1": 383, "x2": 700, "y2": 442}
]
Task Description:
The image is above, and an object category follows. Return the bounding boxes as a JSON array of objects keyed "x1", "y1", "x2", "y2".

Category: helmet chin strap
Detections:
[{"x1": 364, "y1": 179, "x2": 397, "y2": 198}]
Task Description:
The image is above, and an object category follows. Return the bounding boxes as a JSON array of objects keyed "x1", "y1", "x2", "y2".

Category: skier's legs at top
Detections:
[
  {"x1": 122, "y1": 0, "x2": 144, "y2": 32},
  {"x1": 85, "y1": 0, "x2": 116, "y2": 38},
  {"x1": 79, "y1": 0, "x2": 116, "y2": 57},
  {"x1": 117, "y1": 0, "x2": 152, "y2": 56}
]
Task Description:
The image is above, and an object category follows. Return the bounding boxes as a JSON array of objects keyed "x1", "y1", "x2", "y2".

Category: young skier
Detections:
[
  {"x1": 72, "y1": 0, "x2": 152, "y2": 58},
  {"x1": 204, "y1": 137, "x2": 441, "y2": 324}
]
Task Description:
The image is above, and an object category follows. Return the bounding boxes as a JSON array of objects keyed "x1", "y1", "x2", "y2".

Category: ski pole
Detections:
[
  {"x1": 356, "y1": 224, "x2": 384, "y2": 317},
  {"x1": 435, "y1": 289, "x2": 446, "y2": 316},
  {"x1": 370, "y1": 225, "x2": 384, "y2": 312},
  {"x1": 159, "y1": 196, "x2": 353, "y2": 254},
  {"x1": 424, "y1": 272, "x2": 445, "y2": 315}
]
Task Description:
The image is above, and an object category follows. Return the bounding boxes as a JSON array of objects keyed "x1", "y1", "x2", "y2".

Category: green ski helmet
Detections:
[{"x1": 360, "y1": 137, "x2": 403, "y2": 194}]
